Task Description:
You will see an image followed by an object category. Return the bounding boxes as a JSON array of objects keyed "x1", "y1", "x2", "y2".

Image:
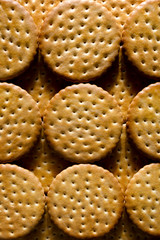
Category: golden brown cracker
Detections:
[
  {"x1": 47, "y1": 164, "x2": 124, "y2": 238},
  {"x1": 40, "y1": 0, "x2": 120, "y2": 82},
  {"x1": 0, "y1": 164, "x2": 45, "y2": 239},
  {"x1": 0, "y1": 0, "x2": 38, "y2": 80},
  {"x1": 123, "y1": 0, "x2": 160, "y2": 78},
  {"x1": 125, "y1": 163, "x2": 160, "y2": 236},
  {"x1": 0, "y1": 83, "x2": 41, "y2": 163},
  {"x1": 43, "y1": 83, "x2": 123, "y2": 163},
  {"x1": 127, "y1": 83, "x2": 160, "y2": 160}
]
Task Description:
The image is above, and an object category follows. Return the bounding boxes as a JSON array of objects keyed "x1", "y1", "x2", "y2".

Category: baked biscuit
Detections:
[
  {"x1": 0, "y1": 0, "x2": 38, "y2": 80},
  {"x1": 123, "y1": 0, "x2": 160, "y2": 78},
  {"x1": 44, "y1": 84, "x2": 123, "y2": 163},
  {"x1": 47, "y1": 164, "x2": 124, "y2": 238},
  {"x1": 0, "y1": 164, "x2": 45, "y2": 239},
  {"x1": 0, "y1": 83, "x2": 41, "y2": 162},
  {"x1": 127, "y1": 83, "x2": 160, "y2": 160},
  {"x1": 40, "y1": 0, "x2": 120, "y2": 82},
  {"x1": 125, "y1": 163, "x2": 160, "y2": 236}
]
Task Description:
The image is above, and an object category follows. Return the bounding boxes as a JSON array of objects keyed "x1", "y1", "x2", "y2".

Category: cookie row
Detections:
[
  {"x1": 50, "y1": 163, "x2": 160, "y2": 238},
  {"x1": 1, "y1": 0, "x2": 160, "y2": 82},
  {"x1": 1, "y1": 82, "x2": 159, "y2": 164},
  {"x1": 0, "y1": 163, "x2": 124, "y2": 239},
  {"x1": 44, "y1": 82, "x2": 160, "y2": 163},
  {"x1": 3, "y1": 162, "x2": 159, "y2": 239},
  {"x1": 16, "y1": 0, "x2": 145, "y2": 31},
  {"x1": 0, "y1": 82, "x2": 122, "y2": 164}
]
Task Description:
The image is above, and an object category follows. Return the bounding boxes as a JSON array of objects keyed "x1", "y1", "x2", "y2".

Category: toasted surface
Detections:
[
  {"x1": 123, "y1": 0, "x2": 160, "y2": 78},
  {"x1": 16, "y1": 0, "x2": 46, "y2": 29},
  {"x1": 40, "y1": 0, "x2": 120, "y2": 82},
  {"x1": 0, "y1": 83, "x2": 41, "y2": 162},
  {"x1": 97, "y1": 0, "x2": 144, "y2": 30},
  {"x1": 0, "y1": 164, "x2": 45, "y2": 239},
  {"x1": 43, "y1": 84, "x2": 123, "y2": 163},
  {"x1": 125, "y1": 163, "x2": 160, "y2": 236},
  {"x1": 0, "y1": 0, "x2": 38, "y2": 80},
  {"x1": 16, "y1": 0, "x2": 62, "y2": 29},
  {"x1": 47, "y1": 164, "x2": 124, "y2": 238}
]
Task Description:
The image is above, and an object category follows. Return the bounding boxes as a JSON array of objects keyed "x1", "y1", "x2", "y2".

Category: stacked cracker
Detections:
[{"x1": 0, "y1": 0, "x2": 160, "y2": 239}]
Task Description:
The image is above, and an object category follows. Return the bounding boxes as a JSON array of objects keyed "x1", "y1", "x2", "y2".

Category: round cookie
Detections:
[
  {"x1": 47, "y1": 164, "x2": 124, "y2": 238},
  {"x1": 0, "y1": 164, "x2": 45, "y2": 239},
  {"x1": 125, "y1": 163, "x2": 160, "y2": 236},
  {"x1": 127, "y1": 83, "x2": 160, "y2": 160},
  {"x1": 0, "y1": 83, "x2": 41, "y2": 163},
  {"x1": 123, "y1": 0, "x2": 160, "y2": 79},
  {"x1": 40, "y1": 0, "x2": 120, "y2": 82},
  {"x1": 0, "y1": 0, "x2": 38, "y2": 80},
  {"x1": 43, "y1": 84, "x2": 123, "y2": 163}
]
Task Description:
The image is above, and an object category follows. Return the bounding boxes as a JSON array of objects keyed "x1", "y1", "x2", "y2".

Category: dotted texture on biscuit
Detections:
[
  {"x1": 47, "y1": 164, "x2": 124, "y2": 238},
  {"x1": 16, "y1": 0, "x2": 44, "y2": 28},
  {"x1": 97, "y1": 0, "x2": 144, "y2": 30},
  {"x1": 0, "y1": 83, "x2": 41, "y2": 162},
  {"x1": 40, "y1": 0, "x2": 120, "y2": 82},
  {"x1": 127, "y1": 83, "x2": 160, "y2": 160},
  {"x1": 0, "y1": 0, "x2": 38, "y2": 80},
  {"x1": 16, "y1": 0, "x2": 62, "y2": 29},
  {"x1": 123, "y1": 0, "x2": 160, "y2": 78},
  {"x1": 125, "y1": 163, "x2": 160, "y2": 236},
  {"x1": 18, "y1": 0, "x2": 144, "y2": 31},
  {"x1": 0, "y1": 164, "x2": 45, "y2": 239},
  {"x1": 44, "y1": 84, "x2": 123, "y2": 163}
]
